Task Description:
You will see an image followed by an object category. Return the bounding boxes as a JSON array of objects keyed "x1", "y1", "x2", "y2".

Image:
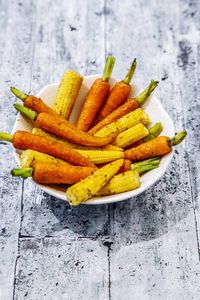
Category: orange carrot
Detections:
[
  {"x1": 117, "y1": 159, "x2": 132, "y2": 174},
  {"x1": 2, "y1": 130, "x2": 95, "y2": 167},
  {"x1": 96, "y1": 59, "x2": 137, "y2": 123},
  {"x1": 88, "y1": 80, "x2": 159, "y2": 135},
  {"x1": 125, "y1": 136, "x2": 171, "y2": 161},
  {"x1": 12, "y1": 163, "x2": 96, "y2": 185},
  {"x1": 76, "y1": 56, "x2": 115, "y2": 131},
  {"x1": 124, "y1": 131, "x2": 187, "y2": 161},
  {"x1": 14, "y1": 104, "x2": 115, "y2": 147}
]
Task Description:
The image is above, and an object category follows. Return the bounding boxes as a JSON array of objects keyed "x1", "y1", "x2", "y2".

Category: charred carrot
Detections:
[
  {"x1": 11, "y1": 163, "x2": 96, "y2": 184},
  {"x1": 14, "y1": 104, "x2": 115, "y2": 147},
  {"x1": 96, "y1": 59, "x2": 137, "y2": 122},
  {"x1": 125, "y1": 131, "x2": 187, "y2": 161},
  {"x1": 76, "y1": 56, "x2": 115, "y2": 131},
  {"x1": 88, "y1": 80, "x2": 159, "y2": 135},
  {"x1": 0, "y1": 131, "x2": 96, "y2": 168}
]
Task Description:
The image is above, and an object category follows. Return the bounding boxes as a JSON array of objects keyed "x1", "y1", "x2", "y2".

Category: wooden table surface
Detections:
[{"x1": 0, "y1": 0, "x2": 200, "y2": 299}]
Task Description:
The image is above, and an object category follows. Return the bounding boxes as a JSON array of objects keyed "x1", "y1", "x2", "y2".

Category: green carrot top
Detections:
[
  {"x1": 102, "y1": 56, "x2": 116, "y2": 82},
  {"x1": 123, "y1": 58, "x2": 137, "y2": 85}
]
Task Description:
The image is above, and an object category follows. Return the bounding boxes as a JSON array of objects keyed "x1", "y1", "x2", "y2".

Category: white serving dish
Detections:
[{"x1": 12, "y1": 75, "x2": 175, "y2": 205}]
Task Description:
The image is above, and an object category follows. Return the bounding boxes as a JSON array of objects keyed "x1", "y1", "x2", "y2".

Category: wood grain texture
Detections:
[
  {"x1": 0, "y1": 0, "x2": 200, "y2": 299},
  {"x1": 13, "y1": 238, "x2": 109, "y2": 300}
]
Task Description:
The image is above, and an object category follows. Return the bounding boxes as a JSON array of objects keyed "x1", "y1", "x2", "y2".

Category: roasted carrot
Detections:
[
  {"x1": 0, "y1": 131, "x2": 96, "y2": 168},
  {"x1": 11, "y1": 163, "x2": 96, "y2": 184},
  {"x1": 125, "y1": 131, "x2": 187, "y2": 161},
  {"x1": 117, "y1": 159, "x2": 132, "y2": 174},
  {"x1": 10, "y1": 87, "x2": 59, "y2": 118},
  {"x1": 88, "y1": 80, "x2": 159, "y2": 135},
  {"x1": 14, "y1": 104, "x2": 115, "y2": 147},
  {"x1": 76, "y1": 56, "x2": 115, "y2": 131},
  {"x1": 96, "y1": 59, "x2": 137, "y2": 123}
]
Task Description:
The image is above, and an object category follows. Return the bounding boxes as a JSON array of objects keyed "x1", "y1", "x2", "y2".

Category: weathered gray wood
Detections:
[
  {"x1": 0, "y1": 0, "x2": 200, "y2": 299},
  {"x1": 14, "y1": 238, "x2": 109, "y2": 300},
  {"x1": 106, "y1": 0, "x2": 200, "y2": 298},
  {"x1": 0, "y1": 1, "x2": 37, "y2": 298}
]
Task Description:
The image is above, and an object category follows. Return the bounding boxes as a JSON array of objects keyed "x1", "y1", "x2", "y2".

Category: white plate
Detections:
[{"x1": 12, "y1": 75, "x2": 175, "y2": 205}]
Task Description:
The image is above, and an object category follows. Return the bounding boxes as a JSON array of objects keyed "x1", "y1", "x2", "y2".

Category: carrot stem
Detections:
[
  {"x1": 11, "y1": 167, "x2": 33, "y2": 179},
  {"x1": 135, "y1": 80, "x2": 159, "y2": 105},
  {"x1": 143, "y1": 122, "x2": 163, "y2": 142},
  {"x1": 10, "y1": 86, "x2": 28, "y2": 101},
  {"x1": 14, "y1": 103, "x2": 37, "y2": 121},
  {"x1": 131, "y1": 157, "x2": 160, "y2": 173},
  {"x1": 123, "y1": 58, "x2": 137, "y2": 85},
  {"x1": 0, "y1": 132, "x2": 13, "y2": 142},
  {"x1": 170, "y1": 131, "x2": 187, "y2": 146},
  {"x1": 102, "y1": 56, "x2": 115, "y2": 82}
]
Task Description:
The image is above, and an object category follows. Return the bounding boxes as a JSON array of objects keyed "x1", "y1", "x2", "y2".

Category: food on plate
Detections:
[
  {"x1": 14, "y1": 103, "x2": 115, "y2": 147},
  {"x1": 54, "y1": 70, "x2": 83, "y2": 119},
  {"x1": 88, "y1": 80, "x2": 158, "y2": 135},
  {"x1": 96, "y1": 171, "x2": 140, "y2": 196},
  {"x1": 113, "y1": 123, "x2": 149, "y2": 148},
  {"x1": 11, "y1": 86, "x2": 59, "y2": 117},
  {"x1": 20, "y1": 150, "x2": 70, "y2": 167},
  {"x1": 125, "y1": 131, "x2": 186, "y2": 161},
  {"x1": 76, "y1": 56, "x2": 115, "y2": 131},
  {"x1": 96, "y1": 59, "x2": 137, "y2": 122},
  {"x1": 0, "y1": 130, "x2": 96, "y2": 167},
  {"x1": 66, "y1": 159, "x2": 124, "y2": 205},
  {"x1": 94, "y1": 108, "x2": 149, "y2": 138},
  {"x1": 75, "y1": 150, "x2": 124, "y2": 164},
  {"x1": 131, "y1": 157, "x2": 161, "y2": 173},
  {"x1": 127, "y1": 122, "x2": 163, "y2": 148},
  {"x1": 12, "y1": 162, "x2": 96, "y2": 184},
  {"x1": 1, "y1": 57, "x2": 187, "y2": 205},
  {"x1": 31, "y1": 127, "x2": 122, "y2": 151}
]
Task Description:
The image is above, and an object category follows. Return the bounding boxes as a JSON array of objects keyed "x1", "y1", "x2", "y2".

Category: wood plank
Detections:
[
  {"x1": 13, "y1": 238, "x2": 109, "y2": 300},
  {"x1": 0, "y1": 238, "x2": 18, "y2": 300},
  {"x1": 20, "y1": 0, "x2": 109, "y2": 239},
  {"x1": 105, "y1": 0, "x2": 200, "y2": 298},
  {"x1": 0, "y1": 1, "x2": 37, "y2": 298}
]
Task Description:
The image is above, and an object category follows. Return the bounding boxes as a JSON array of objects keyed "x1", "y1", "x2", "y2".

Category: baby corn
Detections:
[
  {"x1": 20, "y1": 150, "x2": 69, "y2": 168},
  {"x1": 75, "y1": 150, "x2": 124, "y2": 164},
  {"x1": 96, "y1": 171, "x2": 140, "y2": 196},
  {"x1": 54, "y1": 70, "x2": 83, "y2": 119},
  {"x1": 114, "y1": 123, "x2": 149, "y2": 148},
  {"x1": 66, "y1": 159, "x2": 124, "y2": 205},
  {"x1": 95, "y1": 108, "x2": 150, "y2": 138}
]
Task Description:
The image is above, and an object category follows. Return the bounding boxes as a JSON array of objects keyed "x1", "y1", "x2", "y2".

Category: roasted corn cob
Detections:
[
  {"x1": 20, "y1": 150, "x2": 69, "y2": 168},
  {"x1": 54, "y1": 70, "x2": 83, "y2": 119},
  {"x1": 95, "y1": 108, "x2": 150, "y2": 138},
  {"x1": 32, "y1": 128, "x2": 122, "y2": 151},
  {"x1": 114, "y1": 123, "x2": 149, "y2": 148},
  {"x1": 66, "y1": 159, "x2": 124, "y2": 205},
  {"x1": 75, "y1": 150, "x2": 124, "y2": 164},
  {"x1": 95, "y1": 170, "x2": 140, "y2": 196}
]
